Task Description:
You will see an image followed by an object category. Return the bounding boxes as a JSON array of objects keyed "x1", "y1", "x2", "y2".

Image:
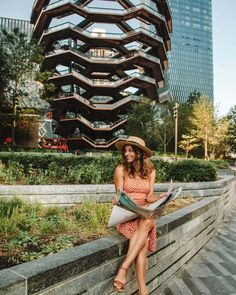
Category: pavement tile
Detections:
[{"x1": 162, "y1": 196, "x2": 236, "y2": 295}]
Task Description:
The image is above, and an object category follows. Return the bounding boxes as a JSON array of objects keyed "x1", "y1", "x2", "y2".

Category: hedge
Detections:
[
  {"x1": 166, "y1": 160, "x2": 217, "y2": 182},
  {"x1": 0, "y1": 154, "x2": 217, "y2": 184}
]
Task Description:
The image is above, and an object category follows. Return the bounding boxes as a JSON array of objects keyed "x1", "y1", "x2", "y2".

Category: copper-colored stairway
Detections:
[{"x1": 31, "y1": 0, "x2": 172, "y2": 149}]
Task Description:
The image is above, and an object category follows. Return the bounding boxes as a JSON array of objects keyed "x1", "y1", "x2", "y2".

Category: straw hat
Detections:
[{"x1": 115, "y1": 136, "x2": 152, "y2": 157}]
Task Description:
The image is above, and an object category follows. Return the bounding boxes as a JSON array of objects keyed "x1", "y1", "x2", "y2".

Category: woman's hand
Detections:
[
  {"x1": 147, "y1": 193, "x2": 168, "y2": 203},
  {"x1": 112, "y1": 197, "x2": 119, "y2": 205},
  {"x1": 158, "y1": 192, "x2": 168, "y2": 199}
]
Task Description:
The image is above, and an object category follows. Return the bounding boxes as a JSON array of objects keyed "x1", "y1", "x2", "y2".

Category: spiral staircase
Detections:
[{"x1": 31, "y1": 0, "x2": 172, "y2": 149}]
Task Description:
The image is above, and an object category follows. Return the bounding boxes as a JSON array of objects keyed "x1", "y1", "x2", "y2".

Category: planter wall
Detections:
[
  {"x1": 0, "y1": 175, "x2": 234, "y2": 206},
  {"x1": 0, "y1": 176, "x2": 235, "y2": 295}
]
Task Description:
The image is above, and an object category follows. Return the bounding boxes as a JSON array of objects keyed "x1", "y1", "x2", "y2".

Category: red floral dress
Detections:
[{"x1": 116, "y1": 176, "x2": 156, "y2": 252}]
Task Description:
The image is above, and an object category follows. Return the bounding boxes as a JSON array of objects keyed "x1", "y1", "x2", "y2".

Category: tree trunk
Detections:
[
  {"x1": 11, "y1": 81, "x2": 19, "y2": 145},
  {"x1": 186, "y1": 149, "x2": 189, "y2": 159},
  {"x1": 163, "y1": 144, "x2": 166, "y2": 154},
  {"x1": 11, "y1": 97, "x2": 17, "y2": 145},
  {"x1": 204, "y1": 134, "x2": 209, "y2": 160}
]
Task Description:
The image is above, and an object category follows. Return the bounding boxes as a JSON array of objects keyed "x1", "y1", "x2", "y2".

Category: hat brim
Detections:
[{"x1": 115, "y1": 140, "x2": 152, "y2": 157}]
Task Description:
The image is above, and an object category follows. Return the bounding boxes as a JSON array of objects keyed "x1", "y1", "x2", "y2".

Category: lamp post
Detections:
[{"x1": 173, "y1": 102, "x2": 179, "y2": 161}]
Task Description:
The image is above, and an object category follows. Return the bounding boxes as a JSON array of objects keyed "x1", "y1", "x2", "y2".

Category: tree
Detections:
[
  {"x1": 209, "y1": 117, "x2": 230, "y2": 159},
  {"x1": 0, "y1": 28, "x2": 44, "y2": 144},
  {"x1": 35, "y1": 70, "x2": 55, "y2": 104},
  {"x1": 186, "y1": 90, "x2": 201, "y2": 105},
  {"x1": 0, "y1": 46, "x2": 11, "y2": 108},
  {"x1": 208, "y1": 117, "x2": 230, "y2": 159},
  {"x1": 172, "y1": 92, "x2": 201, "y2": 153},
  {"x1": 178, "y1": 135, "x2": 199, "y2": 158},
  {"x1": 207, "y1": 105, "x2": 231, "y2": 159},
  {"x1": 154, "y1": 102, "x2": 174, "y2": 153},
  {"x1": 177, "y1": 102, "x2": 193, "y2": 148},
  {"x1": 189, "y1": 95, "x2": 214, "y2": 160},
  {"x1": 125, "y1": 98, "x2": 157, "y2": 149},
  {"x1": 227, "y1": 105, "x2": 236, "y2": 153}
]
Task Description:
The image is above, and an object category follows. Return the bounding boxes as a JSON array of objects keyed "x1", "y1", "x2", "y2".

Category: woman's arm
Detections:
[
  {"x1": 146, "y1": 169, "x2": 156, "y2": 203},
  {"x1": 114, "y1": 165, "x2": 124, "y2": 192},
  {"x1": 113, "y1": 165, "x2": 124, "y2": 204},
  {"x1": 146, "y1": 169, "x2": 167, "y2": 203}
]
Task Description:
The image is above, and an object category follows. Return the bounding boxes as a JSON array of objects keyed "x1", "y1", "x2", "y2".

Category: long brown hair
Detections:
[{"x1": 122, "y1": 145, "x2": 154, "y2": 178}]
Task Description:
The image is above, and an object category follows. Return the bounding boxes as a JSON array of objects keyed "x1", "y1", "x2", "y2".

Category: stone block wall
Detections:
[
  {"x1": 0, "y1": 175, "x2": 234, "y2": 206},
  {"x1": 0, "y1": 176, "x2": 235, "y2": 294}
]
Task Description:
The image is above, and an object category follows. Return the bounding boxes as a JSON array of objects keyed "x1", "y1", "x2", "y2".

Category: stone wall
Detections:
[
  {"x1": 0, "y1": 175, "x2": 234, "y2": 206},
  {"x1": 0, "y1": 176, "x2": 235, "y2": 295}
]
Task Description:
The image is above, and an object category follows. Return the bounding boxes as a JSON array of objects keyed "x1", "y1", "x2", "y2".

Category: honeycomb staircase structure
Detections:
[{"x1": 31, "y1": 0, "x2": 172, "y2": 149}]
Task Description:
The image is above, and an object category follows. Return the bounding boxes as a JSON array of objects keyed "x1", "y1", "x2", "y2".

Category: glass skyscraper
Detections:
[{"x1": 167, "y1": 0, "x2": 213, "y2": 102}]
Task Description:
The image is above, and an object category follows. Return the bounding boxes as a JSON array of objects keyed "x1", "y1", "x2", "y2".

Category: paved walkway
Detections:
[{"x1": 162, "y1": 198, "x2": 236, "y2": 295}]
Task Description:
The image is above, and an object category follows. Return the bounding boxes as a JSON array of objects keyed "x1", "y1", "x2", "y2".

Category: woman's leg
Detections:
[
  {"x1": 123, "y1": 218, "x2": 154, "y2": 268},
  {"x1": 114, "y1": 218, "x2": 154, "y2": 289},
  {"x1": 135, "y1": 241, "x2": 149, "y2": 295}
]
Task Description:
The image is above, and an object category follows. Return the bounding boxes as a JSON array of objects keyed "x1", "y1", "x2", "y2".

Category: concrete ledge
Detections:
[
  {"x1": 0, "y1": 175, "x2": 235, "y2": 206},
  {"x1": 0, "y1": 176, "x2": 235, "y2": 295},
  {"x1": 9, "y1": 237, "x2": 122, "y2": 294},
  {"x1": 0, "y1": 269, "x2": 26, "y2": 295}
]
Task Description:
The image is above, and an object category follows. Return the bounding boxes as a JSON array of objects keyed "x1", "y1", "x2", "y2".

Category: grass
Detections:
[
  {"x1": 0, "y1": 196, "x2": 198, "y2": 270},
  {"x1": 0, "y1": 198, "x2": 113, "y2": 268},
  {"x1": 162, "y1": 197, "x2": 198, "y2": 215}
]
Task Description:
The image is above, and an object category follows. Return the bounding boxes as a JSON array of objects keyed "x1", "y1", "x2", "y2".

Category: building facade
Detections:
[
  {"x1": 31, "y1": 0, "x2": 172, "y2": 149},
  {"x1": 167, "y1": 0, "x2": 213, "y2": 102},
  {"x1": 0, "y1": 17, "x2": 33, "y2": 38}
]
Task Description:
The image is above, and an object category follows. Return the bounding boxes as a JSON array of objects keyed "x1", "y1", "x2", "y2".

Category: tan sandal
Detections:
[{"x1": 114, "y1": 267, "x2": 127, "y2": 293}]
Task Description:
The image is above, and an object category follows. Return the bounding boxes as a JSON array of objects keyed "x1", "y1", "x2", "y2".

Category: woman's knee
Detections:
[{"x1": 139, "y1": 218, "x2": 154, "y2": 231}]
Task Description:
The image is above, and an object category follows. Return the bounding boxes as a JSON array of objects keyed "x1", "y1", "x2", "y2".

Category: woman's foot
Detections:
[
  {"x1": 114, "y1": 267, "x2": 127, "y2": 292},
  {"x1": 138, "y1": 286, "x2": 148, "y2": 295}
]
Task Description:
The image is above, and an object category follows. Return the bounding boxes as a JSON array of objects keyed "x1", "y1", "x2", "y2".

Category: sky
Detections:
[{"x1": 0, "y1": 0, "x2": 235, "y2": 116}]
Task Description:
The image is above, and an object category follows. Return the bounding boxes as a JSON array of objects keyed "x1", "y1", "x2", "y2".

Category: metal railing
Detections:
[
  {"x1": 52, "y1": 68, "x2": 156, "y2": 87},
  {"x1": 77, "y1": 133, "x2": 124, "y2": 146},
  {"x1": 61, "y1": 113, "x2": 126, "y2": 129},
  {"x1": 43, "y1": 0, "x2": 165, "y2": 23},
  {"x1": 44, "y1": 22, "x2": 164, "y2": 45},
  {"x1": 54, "y1": 92, "x2": 141, "y2": 110},
  {"x1": 46, "y1": 45, "x2": 161, "y2": 66}
]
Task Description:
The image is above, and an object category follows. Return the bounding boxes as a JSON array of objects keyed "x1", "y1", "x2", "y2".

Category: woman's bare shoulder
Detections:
[
  {"x1": 150, "y1": 167, "x2": 156, "y2": 175},
  {"x1": 115, "y1": 164, "x2": 124, "y2": 174},
  {"x1": 148, "y1": 167, "x2": 156, "y2": 181}
]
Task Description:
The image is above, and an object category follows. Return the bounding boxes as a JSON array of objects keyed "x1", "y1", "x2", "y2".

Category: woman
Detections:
[{"x1": 113, "y1": 136, "x2": 165, "y2": 294}]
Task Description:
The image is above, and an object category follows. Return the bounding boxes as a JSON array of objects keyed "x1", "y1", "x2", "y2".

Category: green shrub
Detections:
[
  {"x1": 39, "y1": 236, "x2": 77, "y2": 256},
  {"x1": 0, "y1": 160, "x2": 26, "y2": 184},
  {"x1": 8, "y1": 231, "x2": 39, "y2": 248},
  {"x1": 166, "y1": 160, "x2": 217, "y2": 182},
  {"x1": 208, "y1": 160, "x2": 230, "y2": 169},
  {"x1": 0, "y1": 154, "x2": 121, "y2": 184},
  {"x1": 99, "y1": 155, "x2": 121, "y2": 182},
  {"x1": 78, "y1": 163, "x2": 103, "y2": 184},
  {"x1": 151, "y1": 159, "x2": 171, "y2": 182},
  {"x1": 0, "y1": 154, "x2": 218, "y2": 184}
]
